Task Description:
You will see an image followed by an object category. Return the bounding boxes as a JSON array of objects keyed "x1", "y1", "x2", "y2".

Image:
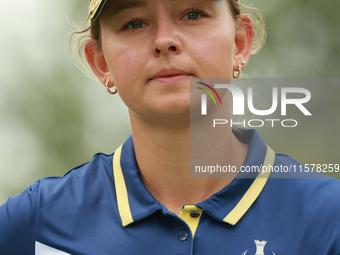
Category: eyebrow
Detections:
[{"x1": 111, "y1": 1, "x2": 147, "y2": 16}]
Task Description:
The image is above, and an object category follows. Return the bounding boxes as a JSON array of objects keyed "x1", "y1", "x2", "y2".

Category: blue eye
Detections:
[
  {"x1": 186, "y1": 12, "x2": 202, "y2": 20},
  {"x1": 127, "y1": 20, "x2": 144, "y2": 29}
]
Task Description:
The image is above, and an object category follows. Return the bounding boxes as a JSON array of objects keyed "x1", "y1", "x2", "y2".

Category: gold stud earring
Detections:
[{"x1": 102, "y1": 77, "x2": 117, "y2": 95}]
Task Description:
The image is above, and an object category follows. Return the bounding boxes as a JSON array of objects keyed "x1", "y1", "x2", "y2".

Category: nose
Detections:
[{"x1": 152, "y1": 19, "x2": 182, "y2": 57}]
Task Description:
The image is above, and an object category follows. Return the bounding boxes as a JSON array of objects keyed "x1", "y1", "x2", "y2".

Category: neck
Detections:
[{"x1": 129, "y1": 108, "x2": 248, "y2": 216}]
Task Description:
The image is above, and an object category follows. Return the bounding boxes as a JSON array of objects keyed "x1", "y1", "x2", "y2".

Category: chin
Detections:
[{"x1": 146, "y1": 104, "x2": 190, "y2": 126}]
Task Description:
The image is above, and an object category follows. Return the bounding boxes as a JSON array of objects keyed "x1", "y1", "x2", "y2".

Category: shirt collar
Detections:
[
  {"x1": 197, "y1": 129, "x2": 275, "y2": 225},
  {"x1": 112, "y1": 129, "x2": 275, "y2": 227},
  {"x1": 113, "y1": 136, "x2": 163, "y2": 226}
]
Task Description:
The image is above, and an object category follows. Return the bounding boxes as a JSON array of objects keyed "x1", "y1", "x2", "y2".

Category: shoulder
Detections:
[
  {"x1": 268, "y1": 152, "x2": 340, "y2": 205},
  {"x1": 38, "y1": 152, "x2": 114, "y2": 195},
  {"x1": 0, "y1": 180, "x2": 40, "y2": 254},
  {"x1": 35, "y1": 152, "x2": 115, "y2": 222},
  {"x1": 0, "y1": 152, "x2": 114, "y2": 253},
  {"x1": 263, "y1": 153, "x2": 340, "y2": 237}
]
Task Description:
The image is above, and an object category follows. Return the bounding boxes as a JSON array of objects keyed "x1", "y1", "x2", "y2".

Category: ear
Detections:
[
  {"x1": 85, "y1": 39, "x2": 111, "y2": 84},
  {"x1": 233, "y1": 15, "x2": 255, "y2": 70}
]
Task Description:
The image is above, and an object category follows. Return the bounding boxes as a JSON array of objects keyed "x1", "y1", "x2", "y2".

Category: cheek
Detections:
[
  {"x1": 190, "y1": 25, "x2": 235, "y2": 77},
  {"x1": 102, "y1": 41, "x2": 151, "y2": 110},
  {"x1": 110, "y1": 49, "x2": 139, "y2": 83},
  {"x1": 103, "y1": 40, "x2": 146, "y2": 89}
]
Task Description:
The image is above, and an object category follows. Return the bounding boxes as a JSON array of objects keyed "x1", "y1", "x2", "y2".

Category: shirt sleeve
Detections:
[{"x1": 0, "y1": 181, "x2": 39, "y2": 255}]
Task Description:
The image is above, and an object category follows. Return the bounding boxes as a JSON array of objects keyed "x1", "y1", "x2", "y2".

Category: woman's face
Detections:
[{"x1": 89, "y1": 0, "x2": 251, "y2": 122}]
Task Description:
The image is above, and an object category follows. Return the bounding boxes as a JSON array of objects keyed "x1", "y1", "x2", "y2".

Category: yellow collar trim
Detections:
[
  {"x1": 223, "y1": 145, "x2": 275, "y2": 225},
  {"x1": 113, "y1": 144, "x2": 275, "y2": 227},
  {"x1": 113, "y1": 145, "x2": 134, "y2": 227}
]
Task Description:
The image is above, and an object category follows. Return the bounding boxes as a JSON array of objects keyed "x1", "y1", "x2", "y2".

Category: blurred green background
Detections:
[{"x1": 0, "y1": 0, "x2": 339, "y2": 203}]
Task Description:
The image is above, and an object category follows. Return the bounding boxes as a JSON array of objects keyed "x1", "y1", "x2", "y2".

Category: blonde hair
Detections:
[{"x1": 69, "y1": 0, "x2": 266, "y2": 79}]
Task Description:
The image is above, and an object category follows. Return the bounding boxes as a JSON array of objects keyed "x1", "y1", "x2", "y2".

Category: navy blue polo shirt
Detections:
[{"x1": 1, "y1": 129, "x2": 340, "y2": 254}]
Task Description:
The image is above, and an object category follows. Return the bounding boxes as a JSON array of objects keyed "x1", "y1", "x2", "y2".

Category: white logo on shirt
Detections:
[{"x1": 241, "y1": 240, "x2": 276, "y2": 255}]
